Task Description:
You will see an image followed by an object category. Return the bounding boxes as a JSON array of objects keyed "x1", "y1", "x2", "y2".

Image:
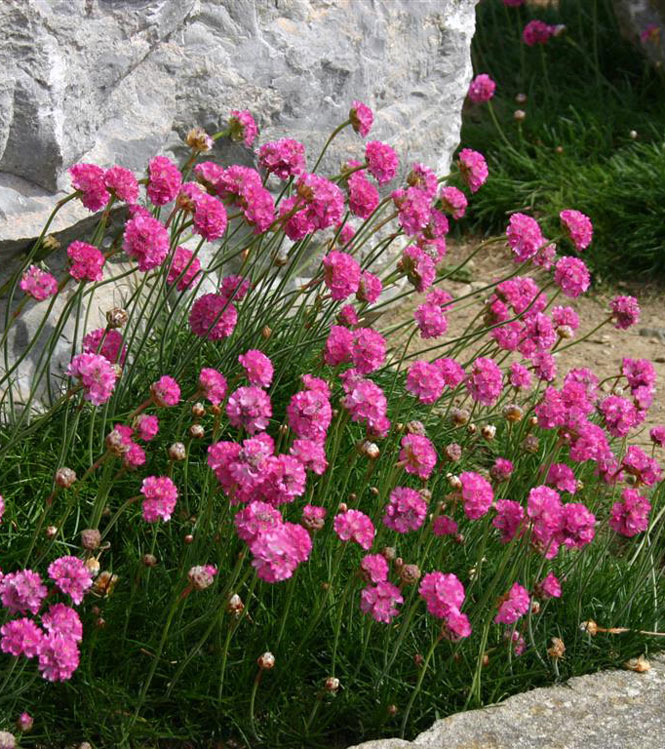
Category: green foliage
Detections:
[{"x1": 461, "y1": 0, "x2": 665, "y2": 278}]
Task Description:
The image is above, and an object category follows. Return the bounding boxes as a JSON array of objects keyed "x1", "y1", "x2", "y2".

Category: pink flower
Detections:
[
  {"x1": 334, "y1": 509, "x2": 375, "y2": 550},
  {"x1": 189, "y1": 294, "x2": 238, "y2": 340},
  {"x1": 493, "y1": 500, "x2": 525, "y2": 543},
  {"x1": 290, "y1": 439, "x2": 328, "y2": 475},
  {"x1": 82, "y1": 328, "x2": 126, "y2": 366},
  {"x1": 37, "y1": 633, "x2": 80, "y2": 682},
  {"x1": 192, "y1": 192, "x2": 227, "y2": 240},
  {"x1": 468, "y1": 73, "x2": 496, "y2": 103},
  {"x1": 147, "y1": 155, "x2": 182, "y2": 206},
  {"x1": 338, "y1": 223, "x2": 356, "y2": 247},
  {"x1": 622, "y1": 445, "x2": 662, "y2": 486},
  {"x1": 141, "y1": 475, "x2": 178, "y2": 523},
  {"x1": 324, "y1": 325, "x2": 354, "y2": 367},
  {"x1": 67, "y1": 241, "x2": 105, "y2": 283},
  {"x1": 523, "y1": 20, "x2": 556, "y2": 46},
  {"x1": 123, "y1": 443, "x2": 146, "y2": 470},
  {"x1": 229, "y1": 110, "x2": 258, "y2": 147},
  {"x1": 460, "y1": 471, "x2": 494, "y2": 520},
  {"x1": 285, "y1": 172, "x2": 345, "y2": 238},
  {"x1": 506, "y1": 213, "x2": 545, "y2": 263},
  {"x1": 342, "y1": 378, "x2": 390, "y2": 436},
  {"x1": 166, "y1": 246, "x2": 201, "y2": 291},
  {"x1": 458, "y1": 148, "x2": 488, "y2": 192},
  {"x1": 466, "y1": 357, "x2": 503, "y2": 406},
  {"x1": 610, "y1": 295, "x2": 640, "y2": 329},
  {"x1": 352, "y1": 328, "x2": 386, "y2": 374},
  {"x1": 323, "y1": 251, "x2": 361, "y2": 301},
  {"x1": 641, "y1": 23, "x2": 661, "y2": 44},
  {"x1": 435, "y1": 357, "x2": 466, "y2": 387},
  {"x1": 490, "y1": 458, "x2": 513, "y2": 482},
  {"x1": 495, "y1": 583, "x2": 530, "y2": 624},
  {"x1": 258, "y1": 139, "x2": 306, "y2": 180},
  {"x1": 552, "y1": 305, "x2": 579, "y2": 332},
  {"x1": 407, "y1": 163, "x2": 438, "y2": 197},
  {"x1": 600, "y1": 395, "x2": 640, "y2": 437},
  {"x1": 0, "y1": 570, "x2": 47, "y2": 615},
  {"x1": 360, "y1": 582, "x2": 403, "y2": 623},
  {"x1": 432, "y1": 515, "x2": 458, "y2": 536},
  {"x1": 357, "y1": 271, "x2": 382, "y2": 304},
  {"x1": 414, "y1": 302, "x2": 448, "y2": 339},
  {"x1": 650, "y1": 426, "x2": 665, "y2": 447},
  {"x1": 226, "y1": 386, "x2": 272, "y2": 433},
  {"x1": 554, "y1": 256, "x2": 590, "y2": 298},
  {"x1": 198, "y1": 368, "x2": 227, "y2": 406},
  {"x1": 560, "y1": 209, "x2": 593, "y2": 251},
  {"x1": 239, "y1": 350, "x2": 274, "y2": 388},
  {"x1": 48, "y1": 557, "x2": 93, "y2": 605},
  {"x1": 504, "y1": 0, "x2": 525, "y2": 6},
  {"x1": 350, "y1": 100, "x2": 374, "y2": 137},
  {"x1": 365, "y1": 141, "x2": 399, "y2": 185},
  {"x1": 561, "y1": 502, "x2": 596, "y2": 549},
  {"x1": 400, "y1": 245, "x2": 436, "y2": 292},
  {"x1": 287, "y1": 388, "x2": 332, "y2": 442},
  {"x1": 104, "y1": 165, "x2": 139, "y2": 204},
  {"x1": 235, "y1": 501, "x2": 283, "y2": 544},
  {"x1": 610, "y1": 488, "x2": 651, "y2": 537},
  {"x1": 67, "y1": 353, "x2": 117, "y2": 406},
  {"x1": 527, "y1": 486, "x2": 564, "y2": 555},
  {"x1": 123, "y1": 212, "x2": 170, "y2": 271},
  {"x1": 360, "y1": 554, "x2": 389, "y2": 583},
  {"x1": 69, "y1": 163, "x2": 109, "y2": 212},
  {"x1": 439, "y1": 186, "x2": 467, "y2": 219},
  {"x1": 250, "y1": 522, "x2": 312, "y2": 583},
  {"x1": 392, "y1": 187, "x2": 432, "y2": 236},
  {"x1": 151, "y1": 375, "x2": 180, "y2": 407},
  {"x1": 302, "y1": 504, "x2": 327, "y2": 531},
  {"x1": 0, "y1": 618, "x2": 43, "y2": 658},
  {"x1": 546, "y1": 463, "x2": 577, "y2": 494},
  {"x1": 383, "y1": 487, "x2": 428, "y2": 533},
  {"x1": 255, "y1": 455, "x2": 307, "y2": 506},
  {"x1": 220, "y1": 275, "x2": 251, "y2": 303},
  {"x1": 419, "y1": 571, "x2": 466, "y2": 620},
  {"x1": 406, "y1": 361, "x2": 445, "y2": 404},
  {"x1": 509, "y1": 362, "x2": 532, "y2": 390},
  {"x1": 537, "y1": 572, "x2": 562, "y2": 599},
  {"x1": 399, "y1": 435, "x2": 437, "y2": 480},
  {"x1": 348, "y1": 171, "x2": 380, "y2": 219},
  {"x1": 20, "y1": 266, "x2": 58, "y2": 301},
  {"x1": 134, "y1": 414, "x2": 159, "y2": 442}
]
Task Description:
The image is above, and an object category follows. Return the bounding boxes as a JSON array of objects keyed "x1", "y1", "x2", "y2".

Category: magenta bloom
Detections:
[
  {"x1": 220, "y1": 275, "x2": 250, "y2": 303},
  {"x1": 67, "y1": 241, "x2": 105, "y2": 283},
  {"x1": 360, "y1": 581, "x2": 403, "y2": 623},
  {"x1": 67, "y1": 353, "x2": 117, "y2": 406},
  {"x1": 48, "y1": 556, "x2": 93, "y2": 605},
  {"x1": 342, "y1": 378, "x2": 390, "y2": 437},
  {"x1": 466, "y1": 357, "x2": 503, "y2": 406},
  {"x1": 229, "y1": 110, "x2": 258, "y2": 147},
  {"x1": 399, "y1": 435, "x2": 437, "y2": 480},
  {"x1": 324, "y1": 325, "x2": 354, "y2": 367},
  {"x1": 439, "y1": 186, "x2": 468, "y2": 220},
  {"x1": 82, "y1": 328, "x2": 126, "y2": 366},
  {"x1": 287, "y1": 388, "x2": 332, "y2": 442},
  {"x1": 37, "y1": 632, "x2": 80, "y2": 682},
  {"x1": 365, "y1": 141, "x2": 399, "y2": 185},
  {"x1": 123, "y1": 212, "x2": 170, "y2": 271},
  {"x1": 406, "y1": 361, "x2": 445, "y2": 404},
  {"x1": 0, "y1": 618, "x2": 43, "y2": 658},
  {"x1": 360, "y1": 554, "x2": 389, "y2": 584},
  {"x1": 650, "y1": 426, "x2": 665, "y2": 447},
  {"x1": 20, "y1": 265, "x2": 58, "y2": 301},
  {"x1": 523, "y1": 20, "x2": 556, "y2": 46},
  {"x1": 192, "y1": 192, "x2": 228, "y2": 240},
  {"x1": 561, "y1": 502, "x2": 596, "y2": 549},
  {"x1": 610, "y1": 488, "x2": 651, "y2": 537},
  {"x1": 357, "y1": 271, "x2": 382, "y2": 304},
  {"x1": 147, "y1": 155, "x2": 182, "y2": 206},
  {"x1": 134, "y1": 414, "x2": 159, "y2": 442},
  {"x1": 414, "y1": 302, "x2": 448, "y2": 339},
  {"x1": 554, "y1": 256, "x2": 590, "y2": 298},
  {"x1": 418, "y1": 571, "x2": 468, "y2": 636},
  {"x1": 400, "y1": 245, "x2": 436, "y2": 292},
  {"x1": 348, "y1": 171, "x2": 380, "y2": 219},
  {"x1": 226, "y1": 386, "x2": 272, "y2": 433},
  {"x1": 239, "y1": 350, "x2": 274, "y2": 388},
  {"x1": 291, "y1": 439, "x2": 328, "y2": 475},
  {"x1": 189, "y1": 294, "x2": 238, "y2": 340},
  {"x1": 506, "y1": 213, "x2": 544, "y2": 263},
  {"x1": 537, "y1": 572, "x2": 562, "y2": 599},
  {"x1": 560, "y1": 209, "x2": 593, "y2": 251},
  {"x1": 250, "y1": 522, "x2": 312, "y2": 583},
  {"x1": 509, "y1": 362, "x2": 532, "y2": 391},
  {"x1": 166, "y1": 246, "x2": 201, "y2": 291},
  {"x1": 432, "y1": 515, "x2": 458, "y2": 537},
  {"x1": 104, "y1": 165, "x2": 139, "y2": 204},
  {"x1": 151, "y1": 375, "x2": 180, "y2": 407},
  {"x1": 460, "y1": 471, "x2": 494, "y2": 520},
  {"x1": 69, "y1": 163, "x2": 109, "y2": 212},
  {"x1": 258, "y1": 138, "x2": 306, "y2": 180},
  {"x1": 393, "y1": 186, "x2": 432, "y2": 236},
  {"x1": 468, "y1": 73, "x2": 496, "y2": 103},
  {"x1": 490, "y1": 458, "x2": 514, "y2": 482},
  {"x1": 610, "y1": 295, "x2": 640, "y2": 330},
  {"x1": 546, "y1": 463, "x2": 577, "y2": 494},
  {"x1": 141, "y1": 475, "x2": 178, "y2": 523},
  {"x1": 383, "y1": 487, "x2": 428, "y2": 533},
  {"x1": 495, "y1": 583, "x2": 530, "y2": 624},
  {"x1": 198, "y1": 368, "x2": 227, "y2": 406},
  {"x1": 0, "y1": 570, "x2": 47, "y2": 615},
  {"x1": 622, "y1": 445, "x2": 662, "y2": 486},
  {"x1": 334, "y1": 509, "x2": 375, "y2": 550},
  {"x1": 458, "y1": 148, "x2": 488, "y2": 192},
  {"x1": 493, "y1": 500, "x2": 525, "y2": 543},
  {"x1": 352, "y1": 328, "x2": 386, "y2": 374},
  {"x1": 350, "y1": 100, "x2": 374, "y2": 137},
  {"x1": 235, "y1": 501, "x2": 282, "y2": 544},
  {"x1": 322, "y1": 251, "x2": 361, "y2": 301}
]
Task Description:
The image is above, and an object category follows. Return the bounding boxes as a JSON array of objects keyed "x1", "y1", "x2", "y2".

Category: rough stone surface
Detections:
[
  {"x1": 348, "y1": 655, "x2": 665, "y2": 749},
  {"x1": 613, "y1": 0, "x2": 665, "y2": 67}
]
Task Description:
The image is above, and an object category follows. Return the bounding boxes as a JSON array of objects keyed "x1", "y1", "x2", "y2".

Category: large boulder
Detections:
[{"x1": 612, "y1": 0, "x2": 665, "y2": 67}]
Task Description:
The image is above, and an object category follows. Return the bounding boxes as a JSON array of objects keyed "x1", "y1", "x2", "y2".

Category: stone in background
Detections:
[{"x1": 612, "y1": 0, "x2": 665, "y2": 68}]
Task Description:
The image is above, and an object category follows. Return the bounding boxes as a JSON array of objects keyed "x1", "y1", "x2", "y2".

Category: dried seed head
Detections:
[
  {"x1": 106, "y1": 307, "x2": 128, "y2": 329},
  {"x1": 85, "y1": 557, "x2": 101, "y2": 577},
  {"x1": 467, "y1": 423, "x2": 477, "y2": 435},
  {"x1": 547, "y1": 637, "x2": 566, "y2": 659},
  {"x1": 191, "y1": 402, "x2": 206, "y2": 418},
  {"x1": 227, "y1": 593, "x2": 244, "y2": 617},
  {"x1": 257, "y1": 652, "x2": 275, "y2": 670},
  {"x1": 0, "y1": 731, "x2": 16, "y2": 749},
  {"x1": 557, "y1": 324, "x2": 574, "y2": 340},
  {"x1": 261, "y1": 325, "x2": 272, "y2": 340},
  {"x1": 95, "y1": 617, "x2": 107, "y2": 629},
  {"x1": 382, "y1": 546, "x2": 396, "y2": 561},
  {"x1": 502, "y1": 404, "x2": 524, "y2": 423},
  {"x1": 405, "y1": 420, "x2": 426, "y2": 436},
  {"x1": 419, "y1": 488, "x2": 432, "y2": 501},
  {"x1": 142, "y1": 553, "x2": 158, "y2": 567},
  {"x1": 106, "y1": 428, "x2": 130, "y2": 456},
  {"x1": 451, "y1": 408, "x2": 470, "y2": 426},
  {"x1": 444, "y1": 443, "x2": 462, "y2": 462},
  {"x1": 529, "y1": 415, "x2": 538, "y2": 427},
  {"x1": 370, "y1": 486, "x2": 380, "y2": 496},
  {"x1": 210, "y1": 404, "x2": 222, "y2": 416},
  {"x1": 448, "y1": 474, "x2": 462, "y2": 490},
  {"x1": 399, "y1": 564, "x2": 421, "y2": 585},
  {"x1": 186, "y1": 126, "x2": 213, "y2": 152},
  {"x1": 92, "y1": 571, "x2": 118, "y2": 597},
  {"x1": 531, "y1": 600, "x2": 541, "y2": 615},
  {"x1": 523, "y1": 434, "x2": 540, "y2": 454},
  {"x1": 42, "y1": 235, "x2": 61, "y2": 252},
  {"x1": 168, "y1": 442, "x2": 187, "y2": 461},
  {"x1": 184, "y1": 533, "x2": 194, "y2": 545},
  {"x1": 324, "y1": 676, "x2": 340, "y2": 693},
  {"x1": 358, "y1": 440, "x2": 380, "y2": 459},
  {"x1": 625, "y1": 655, "x2": 650, "y2": 673},
  {"x1": 481, "y1": 424, "x2": 496, "y2": 441},
  {"x1": 81, "y1": 528, "x2": 101, "y2": 551},
  {"x1": 482, "y1": 653, "x2": 490, "y2": 667},
  {"x1": 581, "y1": 620, "x2": 598, "y2": 636},
  {"x1": 188, "y1": 565, "x2": 215, "y2": 591},
  {"x1": 338, "y1": 502, "x2": 348, "y2": 513},
  {"x1": 45, "y1": 525, "x2": 58, "y2": 539},
  {"x1": 189, "y1": 424, "x2": 205, "y2": 439},
  {"x1": 55, "y1": 467, "x2": 77, "y2": 489}
]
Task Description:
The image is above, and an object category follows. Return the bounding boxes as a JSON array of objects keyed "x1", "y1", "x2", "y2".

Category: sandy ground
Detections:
[{"x1": 380, "y1": 237, "x2": 665, "y2": 430}]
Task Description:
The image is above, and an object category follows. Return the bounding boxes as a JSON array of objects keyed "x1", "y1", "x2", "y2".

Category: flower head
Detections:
[
  {"x1": 20, "y1": 266, "x2": 58, "y2": 301},
  {"x1": 334, "y1": 509, "x2": 375, "y2": 550},
  {"x1": 350, "y1": 100, "x2": 374, "y2": 137},
  {"x1": 458, "y1": 148, "x2": 488, "y2": 192},
  {"x1": 67, "y1": 353, "x2": 117, "y2": 406},
  {"x1": 141, "y1": 475, "x2": 178, "y2": 523},
  {"x1": 48, "y1": 557, "x2": 93, "y2": 605},
  {"x1": 468, "y1": 73, "x2": 496, "y2": 103}
]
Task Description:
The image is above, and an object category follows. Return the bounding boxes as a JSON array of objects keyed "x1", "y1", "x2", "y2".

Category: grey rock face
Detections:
[
  {"x1": 348, "y1": 655, "x2": 665, "y2": 749},
  {"x1": 612, "y1": 0, "x2": 665, "y2": 67}
]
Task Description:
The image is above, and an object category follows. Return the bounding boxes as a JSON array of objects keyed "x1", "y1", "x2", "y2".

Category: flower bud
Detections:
[
  {"x1": 482, "y1": 653, "x2": 490, "y2": 667},
  {"x1": 467, "y1": 423, "x2": 477, "y2": 435},
  {"x1": 257, "y1": 652, "x2": 275, "y2": 670},
  {"x1": 399, "y1": 564, "x2": 421, "y2": 585},
  {"x1": 184, "y1": 533, "x2": 194, "y2": 545},
  {"x1": 106, "y1": 307, "x2": 128, "y2": 329},
  {"x1": 515, "y1": 92, "x2": 527, "y2": 104},
  {"x1": 261, "y1": 325, "x2": 272, "y2": 340},
  {"x1": 338, "y1": 502, "x2": 348, "y2": 513},
  {"x1": 188, "y1": 565, "x2": 217, "y2": 591},
  {"x1": 227, "y1": 593, "x2": 244, "y2": 617},
  {"x1": 324, "y1": 676, "x2": 340, "y2": 693},
  {"x1": 142, "y1": 553, "x2": 158, "y2": 567},
  {"x1": 55, "y1": 467, "x2": 77, "y2": 489},
  {"x1": 444, "y1": 443, "x2": 462, "y2": 462},
  {"x1": 419, "y1": 488, "x2": 431, "y2": 501},
  {"x1": 629, "y1": 130, "x2": 638, "y2": 140},
  {"x1": 189, "y1": 424, "x2": 205, "y2": 439},
  {"x1": 523, "y1": 435, "x2": 540, "y2": 454},
  {"x1": 514, "y1": 109, "x2": 526, "y2": 122},
  {"x1": 45, "y1": 525, "x2": 58, "y2": 539},
  {"x1": 480, "y1": 424, "x2": 496, "y2": 441},
  {"x1": 557, "y1": 324, "x2": 574, "y2": 339},
  {"x1": 382, "y1": 546, "x2": 396, "y2": 561},
  {"x1": 358, "y1": 440, "x2": 380, "y2": 459},
  {"x1": 448, "y1": 474, "x2": 462, "y2": 490},
  {"x1": 81, "y1": 528, "x2": 101, "y2": 551},
  {"x1": 555, "y1": 145, "x2": 564, "y2": 154},
  {"x1": 16, "y1": 712, "x2": 33, "y2": 733},
  {"x1": 502, "y1": 404, "x2": 524, "y2": 423},
  {"x1": 191, "y1": 402, "x2": 206, "y2": 418},
  {"x1": 42, "y1": 235, "x2": 61, "y2": 252},
  {"x1": 95, "y1": 616, "x2": 107, "y2": 629},
  {"x1": 405, "y1": 420, "x2": 426, "y2": 436},
  {"x1": 387, "y1": 704, "x2": 398, "y2": 717},
  {"x1": 414, "y1": 653, "x2": 424, "y2": 666},
  {"x1": 0, "y1": 731, "x2": 16, "y2": 749},
  {"x1": 451, "y1": 408, "x2": 470, "y2": 426},
  {"x1": 370, "y1": 486, "x2": 379, "y2": 496},
  {"x1": 168, "y1": 442, "x2": 186, "y2": 461}
]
